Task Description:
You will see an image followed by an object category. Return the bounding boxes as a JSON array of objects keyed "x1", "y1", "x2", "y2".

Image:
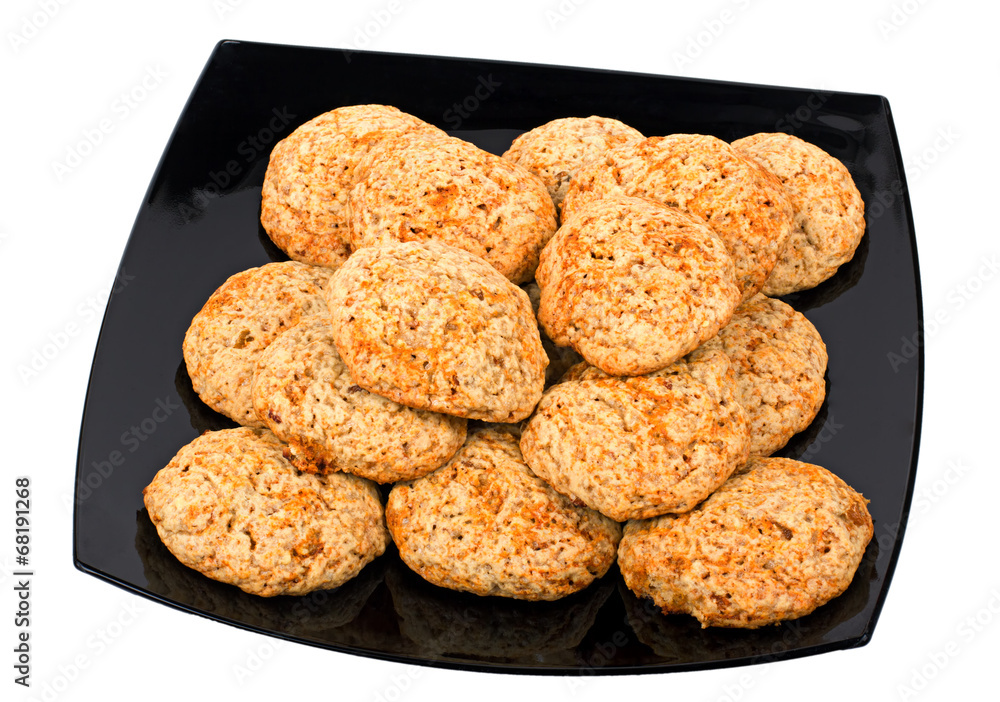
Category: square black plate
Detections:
[{"x1": 74, "y1": 39, "x2": 922, "y2": 675}]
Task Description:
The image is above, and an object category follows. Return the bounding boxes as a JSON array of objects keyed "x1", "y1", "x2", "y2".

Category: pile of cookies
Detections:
[{"x1": 143, "y1": 105, "x2": 872, "y2": 629}]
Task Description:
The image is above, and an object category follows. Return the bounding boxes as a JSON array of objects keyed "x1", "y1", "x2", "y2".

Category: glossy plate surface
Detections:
[{"x1": 74, "y1": 40, "x2": 922, "y2": 674}]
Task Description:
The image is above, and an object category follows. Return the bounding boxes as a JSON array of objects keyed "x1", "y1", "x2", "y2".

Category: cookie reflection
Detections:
[{"x1": 386, "y1": 559, "x2": 614, "y2": 665}]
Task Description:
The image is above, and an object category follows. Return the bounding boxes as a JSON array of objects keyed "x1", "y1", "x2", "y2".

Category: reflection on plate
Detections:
[
  {"x1": 74, "y1": 40, "x2": 921, "y2": 674},
  {"x1": 386, "y1": 558, "x2": 614, "y2": 666}
]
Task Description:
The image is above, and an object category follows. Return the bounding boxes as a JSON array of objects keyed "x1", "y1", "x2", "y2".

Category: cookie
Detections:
[
  {"x1": 731, "y1": 132, "x2": 866, "y2": 295},
  {"x1": 325, "y1": 240, "x2": 547, "y2": 423},
  {"x1": 386, "y1": 427, "x2": 622, "y2": 601},
  {"x1": 520, "y1": 349, "x2": 750, "y2": 521},
  {"x1": 535, "y1": 194, "x2": 741, "y2": 376},
  {"x1": 260, "y1": 105, "x2": 444, "y2": 269},
  {"x1": 618, "y1": 456, "x2": 873, "y2": 628},
  {"x1": 182, "y1": 261, "x2": 333, "y2": 427},
  {"x1": 701, "y1": 293, "x2": 828, "y2": 456},
  {"x1": 562, "y1": 134, "x2": 796, "y2": 302},
  {"x1": 501, "y1": 116, "x2": 643, "y2": 215},
  {"x1": 142, "y1": 427, "x2": 388, "y2": 597},
  {"x1": 348, "y1": 132, "x2": 557, "y2": 283},
  {"x1": 251, "y1": 318, "x2": 467, "y2": 483}
]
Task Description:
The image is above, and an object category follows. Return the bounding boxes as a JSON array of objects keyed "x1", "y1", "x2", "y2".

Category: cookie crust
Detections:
[{"x1": 535, "y1": 194, "x2": 741, "y2": 376}]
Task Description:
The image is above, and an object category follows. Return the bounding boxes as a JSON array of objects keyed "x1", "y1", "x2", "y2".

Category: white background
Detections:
[{"x1": 2, "y1": 1, "x2": 998, "y2": 700}]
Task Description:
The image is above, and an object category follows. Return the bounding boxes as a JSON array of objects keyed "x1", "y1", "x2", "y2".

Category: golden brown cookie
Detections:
[
  {"x1": 386, "y1": 427, "x2": 621, "y2": 601},
  {"x1": 562, "y1": 134, "x2": 796, "y2": 302},
  {"x1": 143, "y1": 427, "x2": 388, "y2": 597},
  {"x1": 250, "y1": 318, "x2": 467, "y2": 483},
  {"x1": 325, "y1": 240, "x2": 547, "y2": 423},
  {"x1": 701, "y1": 294, "x2": 828, "y2": 456},
  {"x1": 348, "y1": 132, "x2": 557, "y2": 284},
  {"x1": 260, "y1": 105, "x2": 444, "y2": 269},
  {"x1": 519, "y1": 349, "x2": 749, "y2": 521},
  {"x1": 731, "y1": 132, "x2": 866, "y2": 295},
  {"x1": 535, "y1": 194, "x2": 741, "y2": 376},
  {"x1": 618, "y1": 456, "x2": 873, "y2": 628},
  {"x1": 501, "y1": 116, "x2": 643, "y2": 215},
  {"x1": 182, "y1": 261, "x2": 333, "y2": 427}
]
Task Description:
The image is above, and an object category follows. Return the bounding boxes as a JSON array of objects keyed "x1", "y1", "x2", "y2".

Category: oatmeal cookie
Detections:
[
  {"x1": 325, "y1": 240, "x2": 547, "y2": 422},
  {"x1": 143, "y1": 427, "x2": 388, "y2": 597},
  {"x1": 535, "y1": 194, "x2": 741, "y2": 375},
  {"x1": 520, "y1": 349, "x2": 750, "y2": 521},
  {"x1": 618, "y1": 456, "x2": 873, "y2": 628},
  {"x1": 386, "y1": 427, "x2": 621, "y2": 601}
]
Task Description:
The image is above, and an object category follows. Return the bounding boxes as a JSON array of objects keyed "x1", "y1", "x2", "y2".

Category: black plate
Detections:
[{"x1": 74, "y1": 39, "x2": 922, "y2": 675}]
